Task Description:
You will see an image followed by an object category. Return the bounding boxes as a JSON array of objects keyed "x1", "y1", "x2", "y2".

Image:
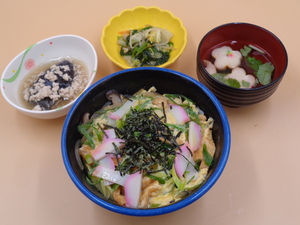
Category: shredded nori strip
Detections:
[{"x1": 111, "y1": 108, "x2": 180, "y2": 176}]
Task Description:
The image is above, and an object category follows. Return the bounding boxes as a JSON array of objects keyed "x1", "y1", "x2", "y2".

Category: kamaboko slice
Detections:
[
  {"x1": 124, "y1": 172, "x2": 143, "y2": 208},
  {"x1": 91, "y1": 138, "x2": 124, "y2": 161}
]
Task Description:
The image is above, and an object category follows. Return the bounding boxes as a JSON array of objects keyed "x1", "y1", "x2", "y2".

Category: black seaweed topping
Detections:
[{"x1": 110, "y1": 108, "x2": 180, "y2": 176}]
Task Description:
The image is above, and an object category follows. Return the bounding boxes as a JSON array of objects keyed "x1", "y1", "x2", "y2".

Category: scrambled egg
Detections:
[{"x1": 79, "y1": 87, "x2": 216, "y2": 208}]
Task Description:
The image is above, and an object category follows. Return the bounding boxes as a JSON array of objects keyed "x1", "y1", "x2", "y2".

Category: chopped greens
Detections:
[
  {"x1": 171, "y1": 164, "x2": 186, "y2": 190},
  {"x1": 78, "y1": 123, "x2": 103, "y2": 149},
  {"x1": 118, "y1": 25, "x2": 174, "y2": 67},
  {"x1": 146, "y1": 174, "x2": 166, "y2": 184},
  {"x1": 202, "y1": 144, "x2": 213, "y2": 166}
]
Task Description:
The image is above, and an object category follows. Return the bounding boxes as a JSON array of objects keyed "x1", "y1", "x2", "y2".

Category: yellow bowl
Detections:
[{"x1": 101, "y1": 6, "x2": 187, "y2": 69}]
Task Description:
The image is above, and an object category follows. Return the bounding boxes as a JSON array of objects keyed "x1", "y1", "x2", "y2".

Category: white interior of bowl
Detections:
[{"x1": 1, "y1": 35, "x2": 98, "y2": 119}]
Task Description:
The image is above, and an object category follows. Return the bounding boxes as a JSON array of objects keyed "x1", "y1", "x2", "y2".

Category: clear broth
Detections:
[
  {"x1": 18, "y1": 57, "x2": 89, "y2": 110},
  {"x1": 204, "y1": 40, "x2": 274, "y2": 88}
]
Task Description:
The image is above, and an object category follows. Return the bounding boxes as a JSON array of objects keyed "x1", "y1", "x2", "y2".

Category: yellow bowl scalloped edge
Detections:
[{"x1": 101, "y1": 6, "x2": 187, "y2": 69}]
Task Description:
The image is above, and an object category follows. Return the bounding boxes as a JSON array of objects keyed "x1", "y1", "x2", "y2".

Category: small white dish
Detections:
[{"x1": 1, "y1": 34, "x2": 98, "y2": 119}]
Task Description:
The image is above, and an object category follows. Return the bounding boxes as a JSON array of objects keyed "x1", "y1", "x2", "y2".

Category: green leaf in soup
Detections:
[
  {"x1": 242, "y1": 80, "x2": 251, "y2": 88},
  {"x1": 256, "y1": 62, "x2": 274, "y2": 85},
  {"x1": 246, "y1": 56, "x2": 263, "y2": 72},
  {"x1": 226, "y1": 78, "x2": 241, "y2": 88},
  {"x1": 211, "y1": 73, "x2": 241, "y2": 88},
  {"x1": 211, "y1": 73, "x2": 227, "y2": 82},
  {"x1": 240, "y1": 45, "x2": 252, "y2": 57}
]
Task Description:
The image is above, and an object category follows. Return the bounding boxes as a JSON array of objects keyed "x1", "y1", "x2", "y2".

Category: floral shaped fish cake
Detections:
[
  {"x1": 212, "y1": 46, "x2": 242, "y2": 70},
  {"x1": 225, "y1": 67, "x2": 256, "y2": 88},
  {"x1": 203, "y1": 60, "x2": 217, "y2": 75}
]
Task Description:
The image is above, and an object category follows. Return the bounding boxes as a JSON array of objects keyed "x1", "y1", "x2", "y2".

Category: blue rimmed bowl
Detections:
[
  {"x1": 61, "y1": 67, "x2": 230, "y2": 216},
  {"x1": 101, "y1": 6, "x2": 187, "y2": 69}
]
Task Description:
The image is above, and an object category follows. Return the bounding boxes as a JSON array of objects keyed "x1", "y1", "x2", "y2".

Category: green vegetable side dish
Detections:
[
  {"x1": 77, "y1": 87, "x2": 216, "y2": 208},
  {"x1": 204, "y1": 45, "x2": 275, "y2": 88},
  {"x1": 117, "y1": 26, "x2": 174, "y2": 67}
]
